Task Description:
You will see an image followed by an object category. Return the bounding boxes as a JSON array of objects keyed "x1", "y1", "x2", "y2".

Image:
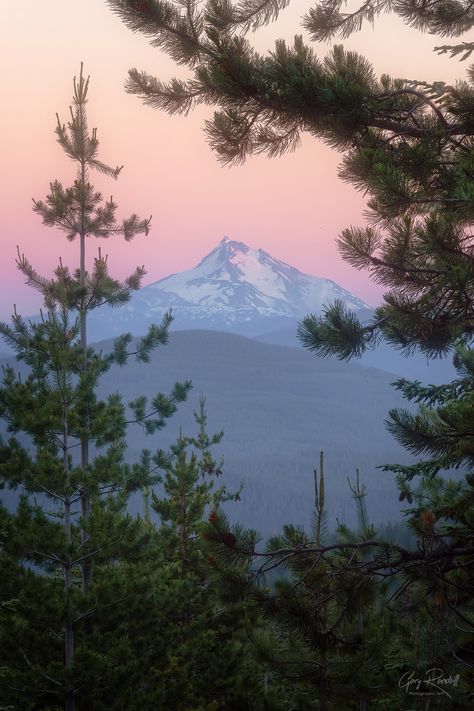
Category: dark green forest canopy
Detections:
[{"x1": 108, "y1": 0, "x2": 474, "y2": 358}]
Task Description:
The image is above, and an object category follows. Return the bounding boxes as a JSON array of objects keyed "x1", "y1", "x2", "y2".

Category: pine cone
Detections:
[{"x1": 222, "y1": 532, "x2": 236, "y2": 548}]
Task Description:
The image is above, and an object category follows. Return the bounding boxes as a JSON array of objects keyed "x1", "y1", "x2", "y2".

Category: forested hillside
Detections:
[{"x1": 0, "y1": 329, "x2": 412, "y2": 533}]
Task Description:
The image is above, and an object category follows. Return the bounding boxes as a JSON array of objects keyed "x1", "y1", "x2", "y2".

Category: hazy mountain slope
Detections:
[
  {"x1": 0, "y1": 331, "x2": 414, "y2": 536},
  {"x1": 102, "y1": 331, "x2": 412, "y2": 534},
  {"x1": 255, "y1": 324, "x2": 456, "y2": 384},
  {"x1": 86, "y1": 237, "x2": 369, "y2": 340}
]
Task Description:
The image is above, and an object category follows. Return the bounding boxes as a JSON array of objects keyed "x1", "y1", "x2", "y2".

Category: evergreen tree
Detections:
[
  {"x1": 204, "y1": 455, "x2": 472, "y2": 709},
  {"x1": 0, "y1": 67, "x2": 191, "y2": 710},
  {"x1": 152, "y1": 395, "x2": 234, "y2": 572},
  {"x1": 376, "y1": 345, "x2": 474, "y2": 670},
  {"x1": 30, "y1": 62, "x2": 152, "y2": 594},
  {"x1": 139, "y1": 397, "x2": 254, "y2": 710},
  {"x1": 204, "y1": 457, "x2": 376, "y2": 710}
]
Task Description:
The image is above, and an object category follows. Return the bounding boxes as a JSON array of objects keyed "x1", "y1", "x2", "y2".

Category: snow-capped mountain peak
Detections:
[
  {"x1": 153, "y1": 236, "x2": 368, "y2": 312},
  {"x1": 88, "y1": 237, "x2": 370, "y2": 339}
]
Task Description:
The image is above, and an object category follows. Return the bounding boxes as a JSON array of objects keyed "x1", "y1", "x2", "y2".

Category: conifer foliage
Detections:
[
  {"x1": 105, "y1": 3, "x2": 474, "y2": 697},
  {"x1": 31, "y1": 62, "x2": 152, "y2": 595},
  {"x1": 139, "y1": 397, "x2": 252, "y2": 710},
  {"x1": 107, "y1": 0, "x2": 474, "y2": 356},
  {"x1": 0, "y1": 66, "x2": 190, "y2": 710},
  {"x1": 204, "y1": 455, "x2": 473, "y2": 708}
]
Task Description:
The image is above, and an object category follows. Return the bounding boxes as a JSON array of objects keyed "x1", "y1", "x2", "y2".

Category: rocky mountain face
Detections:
[{"x1": 87, "y1": 237, "x2": 369, "y2": 340}]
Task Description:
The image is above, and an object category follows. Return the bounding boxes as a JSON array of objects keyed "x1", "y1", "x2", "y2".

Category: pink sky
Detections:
[{"x1": 0, "y1": 1, "x2": 464, "y2": 320}]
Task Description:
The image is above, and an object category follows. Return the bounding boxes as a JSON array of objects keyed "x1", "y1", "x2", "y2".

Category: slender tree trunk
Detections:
[
  {"x1": 79, "y1": 191, "x2": 92, "y2": 593},
  {"x1": 319, "y1": 648, "x2": 328, "y2": 711},
  {"x1": 180, "y1": 492, "x2": 188, "y2": 575},
  {"x1": 359, "y1": 610, "x2": 366, "y2": 711},
  {"x1": 63, "y1": 406, "x2": 75, "y2": 711},
  {"x1": 179, "y1": 492, "x2": 192, "y2": 624},
  {"x1": 315, "y1": 452, "x2": 328, "y2": 711},
  {"x1": 64, "y1": 544, "x2": 75, "y2": 711},
  {"x1": 143, "y1": 485, "x2": 151, "y2": 525}
]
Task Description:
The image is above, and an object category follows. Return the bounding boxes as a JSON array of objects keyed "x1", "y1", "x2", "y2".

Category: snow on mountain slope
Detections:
[
  {"x1": 150, "y1": 236, "x2": 368, "y2": 314},
  {"x1": 88, "y1": 236, "x2": 370, "y2": 339}
]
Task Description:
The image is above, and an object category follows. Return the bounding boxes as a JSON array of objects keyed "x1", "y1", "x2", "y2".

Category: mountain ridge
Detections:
[{"x1": 86, "y1": 236, "x2": 370, "y2": 340}]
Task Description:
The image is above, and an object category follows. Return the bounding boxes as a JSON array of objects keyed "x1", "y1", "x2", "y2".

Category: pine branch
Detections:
[
  {"x1": 297, "y1": 300, "x2": 383, "y2": 359},
  {"x1": 107, "y1": 0, "x2": 209, "y2": 66},
  {"x1": 304, "y1": 0, "x2": 392, "y2": 42},
  {"x1": 207, "y1": 0, "x2": 291, "y2": 32},
  {"x1": 126, "y1": 71, "x2": 207, "y2": 114},
  {"x1": 304, "y1": 0, "x2": 474, "y2": 41},
  {"x1": 435, "y1": 40, "x2": 474, "y2": 60}
]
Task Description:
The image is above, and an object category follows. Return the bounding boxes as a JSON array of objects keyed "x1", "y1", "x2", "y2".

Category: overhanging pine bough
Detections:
[{"x1": 108, "y1": 0, "x2": 474, "y2": 358}]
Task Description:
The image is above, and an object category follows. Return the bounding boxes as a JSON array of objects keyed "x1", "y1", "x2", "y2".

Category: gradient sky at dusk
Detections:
[{"x1": 0, "y1": 1, "x2": 464, "y2": 320}]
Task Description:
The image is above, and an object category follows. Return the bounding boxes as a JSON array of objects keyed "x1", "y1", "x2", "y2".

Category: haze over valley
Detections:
[{"x1": 0, "y1": 238, "x2": 451, "y2": 534}]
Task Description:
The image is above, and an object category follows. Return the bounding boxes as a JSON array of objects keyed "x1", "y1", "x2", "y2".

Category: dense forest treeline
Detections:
[{"x1": 2, "y1": 0, "x2": 474, "y2": 708}]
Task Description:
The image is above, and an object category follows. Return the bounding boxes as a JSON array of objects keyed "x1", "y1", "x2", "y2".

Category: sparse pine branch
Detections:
[
  {"x1": 305, "y1": 0, "x2": 474, "y2": 41},
  {"x1": 297, "y1": 299, "x2": 378, "y2": 359},
  {"x1": 205, "y1": 0, "x2": 291, "y2": 32},
  {"x1": 436, "y1": 40, "x2": 474, "y2": 61},
  {"x1": 107, "y1": 0, "x2": 209, "y2": 67},
  {"x1": 128, "y1": 379, "x2": 192, "y2": 433},
  {"x1": 126, "y1": 71, "x2": 207, "y2": 114},
  {"x1": 304, "y1": 0, "x2": 392, "y2": 42}
]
